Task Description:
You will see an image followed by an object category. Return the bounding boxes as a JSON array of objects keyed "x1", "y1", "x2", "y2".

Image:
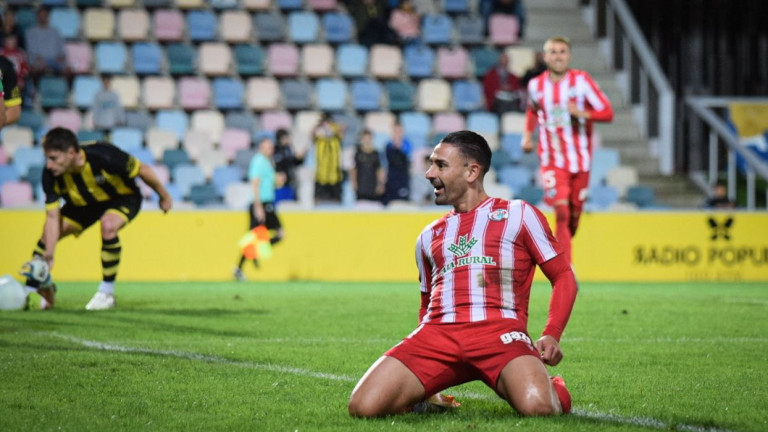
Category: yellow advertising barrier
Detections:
[{"x1": 2, "y1": 210, "x2": 767, "y2": 282}]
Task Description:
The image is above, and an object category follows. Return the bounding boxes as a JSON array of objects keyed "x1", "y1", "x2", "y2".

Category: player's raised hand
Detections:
[{"x1": 535, "y1": 335, "x2": 563, "y2": 366}]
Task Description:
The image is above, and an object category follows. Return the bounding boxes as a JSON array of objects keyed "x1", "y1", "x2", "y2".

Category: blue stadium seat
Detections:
[
  {"x1": 498, "y1": 165, "x2": 533, "y2": 194},
  {"x1": 590, "y1": 148, "x2": 621, "y2": 187},
  {"x1": 187, "y1": 10, "x2": 217, "y2": 42},
  {"x1": 626, "y1": 185, "x2": 657, "y2": 208},
  {"x1": 288, "y1": 11, "x2": 320, "y2": 44},
  {"x1": 11, "y1": 147, "x2": 44, "y2": 178},
  {"x1": 225, "y1": 111, "x2": 258, "y2": 135},
  {"x1": 386, "y1": 81, "x2": 415, "y2": 112},
  {"x1": 39, "y1": 76, "x2": 70, "y2": 108},
  {"x1": 42, "y1": 0, "x2": 68, "y2": 7},
  {"x1": 125, "y1": 111, "x2": 153, "y2": 132},
  {"x1": 50, "y1": 7, "x2": 81, "y2": 39},
  {"x1": 131, "y1": 42, "x2": 163, "y2": 75},
  {"x1": 588, "y1": 185, "x2": 619, "y2": 210},
  {"x1": 322, "y1": 12, "x2": 354, "y2": 44},
  {"x1": 233, "y1": 148, "x2": 254, "y2": 178},
  {"x1": 18, "y1": 110, "x2": 46, "y2": 135},
  {"x1": 129, "y1": 148, "x2": 155, "y2": 165},
  {"x1": 162, "y1": 149, "x2": 191, "y2": 172},
  {"x1": 166, "y1": 43, "x2": 197, "y2": 75},
  {"x1": 213, "y1": 78, "x2": 245, "y2": 110},
  {"x1": 516, "y1": 185, "x2": 544, "y2": 205},
  {"x1": 143, "y1": 0, "x2": 173, "y2": 7},
  {"x1": 77, "y1": 130, "x2": 104, "y2": 143},
  {"x1": 452, "y1": 80, "x2": 483, "y2": 112},
  {"x1": 332, "y1": 112, "x2": 363, "y2": 148},
  {"x1": 336, "y1": 44, "x2": 368, "y2": 78},
  {"x1": 25, "y1": 165, "x2": 45, "y2": 190},
  {"x1": 14, "y1": 9, "x2": 37, "y2": 32},
  {"x1": 444, "y1": 0, "x2": 469, "y2": 14},
  {"x1": 211, "y1": 0, "x2": 238, "y2": 8},
  {"x1": 501, "y1": 133, "x2": 523, "y2": 163},
  {"x1": 189, "y1": 183, "x2": 221, "y2": 207},
  {"x1": 112, "y1": 127, "x2": 144, "y2": 153},
  {"x1": 421, "y1": 14, "x2": 453, "y2": 45},
  {"x1": 95, "y1": 42, "x2": 127, "y2": 74},
  {"x1": 471, "y1": 46, "x2": 499, "y2": 78},
  {"x1": 0, "y1": 165, "x2": 20, "y2": 188},
  {"x1": 351, "y1": 80, "x2": 382, "y2": 112},
  {"x1": 316, "y1": 78, "x2": 348, "y2": 112},
  {"x1": 399, "y1": 111, "x2": 431, "y2": 140},
  {"x1": 255, "y1": 12, "x2": 287, "y2": 42},
  {"x1": 467, "y1": 112, "x2": 499, "y2": 136},
  {"x1": 278, "y1": 0, "x2": 303, "y2": 10},
  {"x1": 404, "y1": 44, "x2": 435, "y2": 79},
  {"x1": 211, "y1": 165, "x2": 242, "y2": 195},
  {"x1": 72, "y1": 75, "x2": 102, "y2": 109},
  {"x1": 233, "y1": 44, "x2": 264, "y2": 76},
  {"x1": 173, "y1": 164, "x2": 206, "y2": 198},
  {"x1": 455, "y1": 15, "x2": 485, "y2": 45},
  {"x1": 75, "y1": 0, "x2": 102, "y2": 5},
  {"x1": 281, "y1": 80, "x2": 314, "y2": 111},
  {"x1": 156, "y1": 110, "x2": 189, "y2": 141}
]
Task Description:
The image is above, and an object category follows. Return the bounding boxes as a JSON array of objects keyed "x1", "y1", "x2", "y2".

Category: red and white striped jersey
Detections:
[
  {"x1": 415, "y1": 197, "x2": 563, "y2": 325},
  {"x1": 525, "y1": 69, "x2": 613, "y2": 173}
]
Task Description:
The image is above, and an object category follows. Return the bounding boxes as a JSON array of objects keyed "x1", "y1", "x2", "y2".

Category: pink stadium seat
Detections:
[
  {"x1": 267, "y1": 43, "x2": 300, "y2": 77},
  {"x1": 433, "y1": 112, "x2": 466, "y2": 133},
  {"x1": 0, "y1": 146, "x2": 7, "y2": 165},
  {"x1": 142, "y1": 76, "x2": 175, "y2": 110},
  {"x1": 302, "y1": 44, "x2": 334, "y2": 78},
  {"x1": 154, "y1": 9, "x2": 185, "y2": 42},
  {"x1": 49, "y1": 109, "x2": 82, "y2": 132},
  {"x1": 117, "y1": 8, "x2": 150, "y2": 41},
  {"x1": 308, "y1": 0, "x2": 338, "y2": 11},
  {"x1": 178, "y1": 77, "x2": 211, "y2": 110},
  {"x1": 0, "y1": 181, "x2": 34, "y2": 207},
  {"x1": 220, "y1": 128, "x2": 252, "y2": 160},
  {"x1": 437, "y1": 46, "x2": 469, "y2": 79},
  {"x1": 65, "y1": 42, "x2": 93, "y2": 75},
  {"x1": 261, "y1": 111, "x2": 293, "y2": 132},
  {"x1": 489, "y1": 14, "x2": 519, "y2": 45}
]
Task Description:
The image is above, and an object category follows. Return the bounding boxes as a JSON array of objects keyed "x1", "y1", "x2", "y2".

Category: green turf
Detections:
[{"x1": 0, "y1": 281, "x2": 766, "y2": 432}]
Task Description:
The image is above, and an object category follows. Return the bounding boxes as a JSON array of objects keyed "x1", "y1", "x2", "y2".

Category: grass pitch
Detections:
[{"x1": 0, "y1": 281, "x2": 766, "y2": 432}]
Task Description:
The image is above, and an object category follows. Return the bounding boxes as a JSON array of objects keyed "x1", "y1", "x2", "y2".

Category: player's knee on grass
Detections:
[{"x1": 512, "y1": 393, "x2": 561, "y2": 417}]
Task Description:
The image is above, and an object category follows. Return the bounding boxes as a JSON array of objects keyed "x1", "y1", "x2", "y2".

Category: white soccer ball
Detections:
[
  {"x1": 21, "y1": 257, "x2": 50, "y2": 285},
  {"x1": 0, "y1": 275, "x2": 27, "y2": 311}
]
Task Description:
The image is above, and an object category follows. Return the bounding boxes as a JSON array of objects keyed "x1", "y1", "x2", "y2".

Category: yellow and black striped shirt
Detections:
[{"x1": 43, "y1": 142, "x2": 142, "y2": 210}]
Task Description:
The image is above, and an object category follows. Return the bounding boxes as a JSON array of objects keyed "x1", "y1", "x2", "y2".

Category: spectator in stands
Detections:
[
  {"x1": 1, "y1": 9, "x2": 26, "y2": 51},
  {"x1": 389, "y1": 0, "x2": 421, "y2": 45},
  {"x1": 0, "y1": 35, "x2": 27, "y2": 108},
  {"x1": 521, "y1": 51, "x2": 546, "y2": 87},
  {"x1": 0, "y1": 54, "x2": 22, "y2": 130},
  {"x1": 344, "y1": 0, "x2": 396, "y2": 47},
  {"x1": 480, "y1": 0, "x2": 526, "y2": 38},
  {"x1": 25, "y1": 6, "x2": 67, "y2": 79},
  {"x1": 703, "y1": 182, "x2": 736, "y2": 209},
  {"x1": 351, "y1": 129, "x2": 385, "y2": 203},
  {"x1": 482, "y1": 52, "x2": 524, "y2": 113},
  {"x1": 91, "y1": 75, "x2": 125, "y2": 135},
  {"x1": 273, "y1": 128, "x2": 306, "y2": 203},
  {"x1": 383, "y1": 122, "x2": 412, "y2": 205},
  {"x1": 313, "y1": 113, "x2": 345, "y2": 204}
]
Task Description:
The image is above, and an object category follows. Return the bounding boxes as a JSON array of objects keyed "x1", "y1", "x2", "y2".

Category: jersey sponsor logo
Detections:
[
  {"x1": 440, "y1": 255, "x2": 497, "y2": 274},
  {"x1": 488, "y1": 209, "x2": 509, "y2": 221},
  {"x1": 499, "y1": 330, "x2": 532, "y2": 346},
  {"x1": 447, "y1": 234, "x2": 477, "y2": 257}
]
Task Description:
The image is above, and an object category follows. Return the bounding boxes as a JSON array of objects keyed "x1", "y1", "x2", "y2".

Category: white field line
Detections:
[{"x1": 40, "y1": 332, "x2": 740, "y2": 432}]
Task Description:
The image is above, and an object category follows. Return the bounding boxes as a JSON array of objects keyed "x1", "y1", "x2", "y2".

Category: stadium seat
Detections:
[
  {"x1": 455, "y1": 15, "x2": 484, "y2": 45},
  {"x1": 501, "y1": 133, "x2": 523, "y2": 162},
  {"x1": 49, "y1": 109, "x2": 82, "y2": 132},
  {"x1": 1, "y1": 126, "x2": 34, "y2": 159},
  {"x1": 189, "y1": 184, "x2": 221, "y2": 207},
  {"x1": 404, "y1": 44, "x2": 435, "y2": 79},
  {"x1": 267, "y1": 43, "x2": 300, "y2": 77},
  {"x1": 421, "y1": 14, "x2": 452, "y2": 45},
  {"x1": 498, "y1": 165, "x2": 533, "y2": 194},
  {"x1": 50, "y1": 7, "x2": 81, "y2": 40},
  {"x1": 131, "y1": 42, "x2": 163, "y2": 75},
  {"x1": 281, "y1": 80, "x2": 314, "y2": 111},
  {"x1": 278, "y1": 0, "x2": 303, "y2": 11},
  {"x1": 590, "y1": 148, "x2": 621, "y2": 188},
  {"x1": 27, "y1": 164, "x2": 45, "y2": 191},
  {"x1": 187, "y1": 10, "x2": 217, "y2": 42},
  {"x1": 73, "y1": 75, "x2": 102, "y2": 109},
  {"x1": 108, "y1": 0, "x2": 136, "y2": 6},
  {"x1": 467, "y1": 112, "x2": 499, "y2": 136},
  {"x1": 233, "y1": 149, "x2": 255, "y2": 178},
  {"x1": 452, "y1": 80, "x2": 483, "y2": 112},
  {"x1": 336, "y1": 44, "x2": 368, "y2": 78},
  {"x1": 211, "y1": 165, "x2": 242, "y2": 196},
  {"x1": 65, "y1": 42, "x2": 93, "y2": 75},
  {"x1": 505, "y1": 46, "x2": 536, "y2": 77},
  {"x1": 125, "y1": 110, "x2": 153, "y2": 132},
  {"x1": 223, "y1": 181, "x2": 252, "y2": 210},
  {"x1": 111, "y1": 127, "x2": 143, "y2": 153},
  {"x1": 12, "y1": 147, "x2": 45, "y2": 178},
  {"x1": 131, "y1": 148, "x2": 157, "y2": 166},
  {"x1": 143, "y1": 0, "x2": 173, "y2": 6},
  {"x1": 516, "y1": 185, "x2": 544, "y2": 205},
  {"x1": 626, "y1": 185, "x2": 657, "y2": 208},
  {"x1": 399, "y1": 111, "x2": 431, "y2": 140},
  {"x1": 146, "y1": 127, "x2": 179, "y2": 160},
  {"x1": 111, "y1": 76, "x2": 140, "y2": 109},
  {"x1": 183, "y1": 129, "x2": 214, "y2": 161},
  {"x1": 351, "y1": 80, "x2": 382, "y2": 112},
  {"x1": 190, "y1": 110, "x2": 225, "y2": 143},
  {"x1": 225, "y1": 111, "x2": 258, "y2": 135},
  {"x1": 137, "y1": 164, "x2": 169, "y2": 200},
  {"x1": 233, "y1": 44, "x2": 264, "y2": 76},
  {"x1": 261, "y1": 111, "x2": 292, "y2": 132},
  {"x1": 78, "y1": 130, "x2": 104, "y2": 143},
  {"x1": 302, "y1": 44, "x2": 334, "y2": 78},
  {"x1": 83, "y1": 8, "x2": 115, "y2": 40},
  {"x1": 142, "y1": 76, "x2": 176, "y2": 110},
  {"x1": 471, "y1": 46, "x2": 499, "y2": 78},
  {"x1": 386, "y1": 81, "x2": 415, "y2": 112},
  {"x1": 247, "y1": 77, "x2": 281, "y2": 111},
  {"x1": 213, "y1": 78, "x2": 245, "y2": 110},
  {"x1": 363, "y1": 111, "x2": 396, "y2": 136},
  {"x1": 156, "y1": 110, "x2": 189, "y2": 141},
  {"x1": 220, "y1": 10, "x2": 252, "y2": 43},
  {"x1": 94, "y1": 41, "x2": 127, "y2": 74},
  {"x1": 322, "y1": 12, "x2": 353, "y2": 44},
  {"x1": 219, "y1": 128, "x2": 251, "y2": 160},
  {"x1": 332, "y1": 112, "x2": 363, "y2": 148},
  {"x1": 117, "y1": 8, "x2": 149, "y2": 41},
  {"x1": 444, "y1": 0, "x2": 469, "y2": 14},
  {"x1": 308, "y1": 0, "x2": 338, "y2": 11},
  {"x1": 293, "y1": 110, "x2": 322, "y2": 148},
  {"x1": 39, "y1": 77, "x2": 70, "y2": 108},
  {"x1": 243, "y1": 0, "x2": 270, "y2": 10},
  {"x1": 41, "y1": 0, "x2": 67, "y2": 5},
  {"x1": 588, "y1": 185, "x2": 620, "y2": 210},
  {"x1": 370, "y1": 44, "x2": 402, "y2": 79},
  {"x1": 432, "y1": 112, "x2": 465, "y2": 133},
  {"x1": 288, "y1": 11, "x2": 320, "y2": 44},
  {"x1": 162, "y1": 149, "x2": 191, "y2": 172},
  {"x1": 17, "y1": 111, "x2": 45, "y2": 137},
  {"x1": 417, "y1": 79, "x2": 451, "y2": 113},
  {"x1": 199, "y1": 42, "x2": 232, "y2": 76},
  {"x1": 178, "y1": 77, "x2": 211, "y2": 110},
  {"x1": 315, "y1": 78, "x2": 348, "y2": 112},
  {"x1": 0, "y1": 181, "x2": 34, "y2": 207},
  {"x1": 254, "y1": 12, "x2": 287, "y2": 42},
  {"x1": 0, "y1": 165, "x2": 20, "y2": 188},
  {"x1": 605, "y1": 165, "x2": 639, "y2": 198},
  {"x1": 167, "y1": 43, "x2": 197, "y2": 76},
  {"x1": 153, "y1": 9, "x2": 185, "y2": 42},
  {"x1": 436, "y1": 46, "x2": 469, "y2": 79},
  {"x1": 489, "y1": 13, "x2": 519, "y2": 46},
  {"x1": 501, "y1": 112, "x2": 526, "y2": 134},
  {"x1": 173, "y1": 164, "x2": 206, "y2": 198}
]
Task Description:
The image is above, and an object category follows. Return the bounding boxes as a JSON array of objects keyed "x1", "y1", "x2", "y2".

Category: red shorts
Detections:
[
  {"x1": 384, "y1": 320, "x2": 541, "y2": 396},
  {"x1": 541, "y1": 167, "x2": 590, "y2": 211}
]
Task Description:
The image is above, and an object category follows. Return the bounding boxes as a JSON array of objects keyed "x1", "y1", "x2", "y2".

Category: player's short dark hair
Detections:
[
  {"x1": 440, "y1": 130, "x2": 492, "y2": 173},
  {"x1": 276, "y1": 128, "x2": 289, "y2": 141},
  {"x1": 42, "y1": 127, "x2": 80, "y2": 153}
]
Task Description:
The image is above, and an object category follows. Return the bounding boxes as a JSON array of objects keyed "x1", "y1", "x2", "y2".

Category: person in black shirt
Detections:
[
  {"x1": 351, "y1": 129, "x2": 384, "y2": 202},
  {"x1": 272, "y1": 128, "x2": 305, "y2": 202}
]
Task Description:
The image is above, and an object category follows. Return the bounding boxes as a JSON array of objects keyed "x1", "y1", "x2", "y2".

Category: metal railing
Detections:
[{"x1": 685, "y1": 97, "x2": 768, "y2": 210}]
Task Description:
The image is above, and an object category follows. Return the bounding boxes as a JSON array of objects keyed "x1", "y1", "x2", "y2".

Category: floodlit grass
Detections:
[{"x1": 1, "y1": 281, "x2": 766, "y2": 432}]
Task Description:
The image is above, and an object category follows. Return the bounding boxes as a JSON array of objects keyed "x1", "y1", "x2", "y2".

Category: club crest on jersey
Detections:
[{"x1": 488, "y1": 209, "x2": 508, "y2": 221}]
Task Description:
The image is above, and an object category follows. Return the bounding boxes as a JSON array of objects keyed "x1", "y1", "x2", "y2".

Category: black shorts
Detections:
[
  {"x1": 61, "y1": 194, "x2": 142, "y2": 233},
  {"x1": 315, "y1": 182, "x2": 342, "y2": 202},
  {"x1": 249, "y1": 201, "x2": 282, "y2": 231}
]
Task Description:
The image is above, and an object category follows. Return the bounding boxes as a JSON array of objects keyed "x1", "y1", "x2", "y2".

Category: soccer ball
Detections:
[
  {"x1": 20, "y1": 257, "x2": 51, "y2": 285},
  {"x1": 0, "y1": 275, "x2": 27, "y2": 311}
]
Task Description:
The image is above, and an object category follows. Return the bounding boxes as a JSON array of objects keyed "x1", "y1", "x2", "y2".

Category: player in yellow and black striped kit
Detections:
[{"x1": 22, "y1": 127, "x2": 172, "y2": 310}]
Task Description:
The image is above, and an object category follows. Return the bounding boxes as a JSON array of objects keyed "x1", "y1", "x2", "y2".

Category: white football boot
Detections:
[{"x1": 85, "y1": 292, "x2": 116, "y2": 310}]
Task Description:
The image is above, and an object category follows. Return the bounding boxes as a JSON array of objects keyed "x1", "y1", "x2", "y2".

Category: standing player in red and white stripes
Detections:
[
  {"x1": 522, "y1": 36, "x2": 614, "y2": 263},
  {"x1": 349, "y1": 131, "x2": 578, "y2": 418}
]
